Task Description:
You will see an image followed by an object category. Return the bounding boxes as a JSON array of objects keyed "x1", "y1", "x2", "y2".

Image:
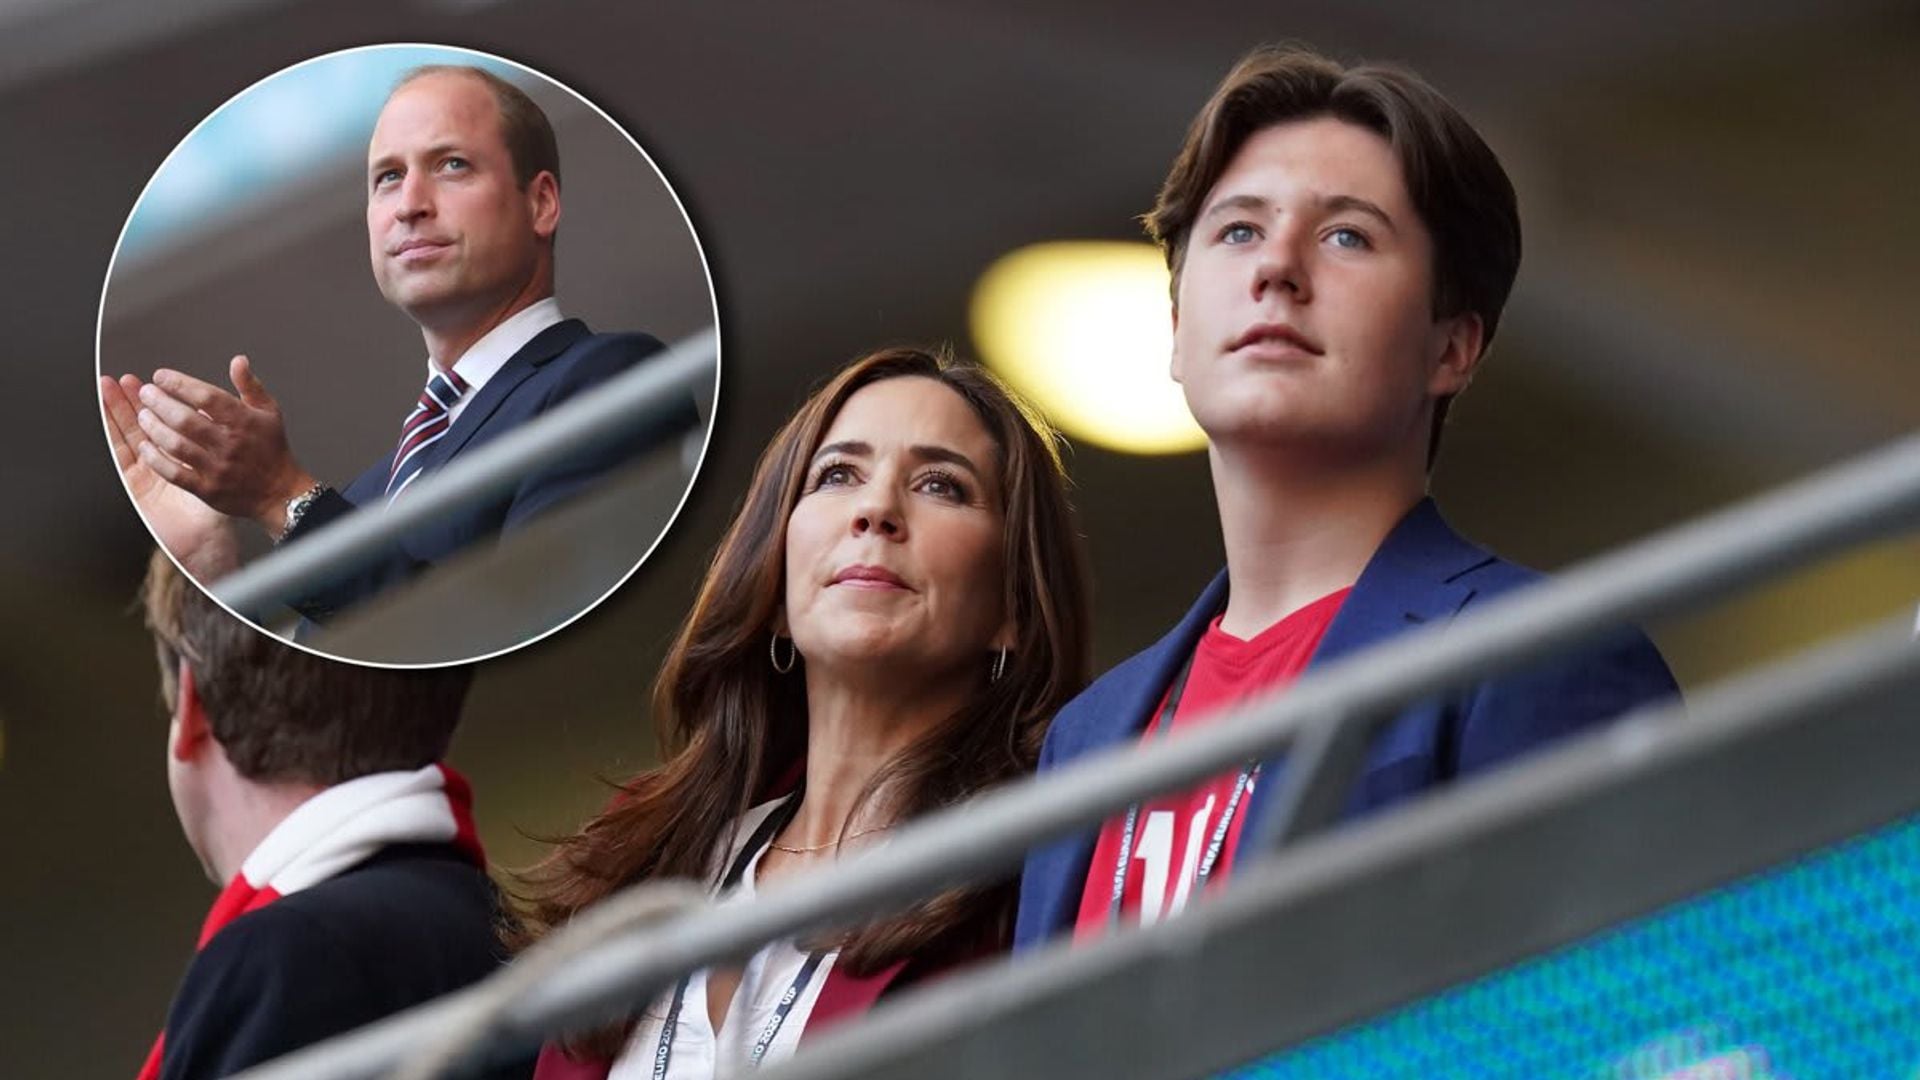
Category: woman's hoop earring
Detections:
[
  {"x1": 990, "y1": 647, "x2": 1009, "y2": 684},
  {"x1": 770, "y1": 632, "x2": 797, "y2": 674}
]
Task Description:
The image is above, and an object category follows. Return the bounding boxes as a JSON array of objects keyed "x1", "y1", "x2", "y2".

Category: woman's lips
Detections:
[{"x1": 831, "y1": 565, "x2": 910, "y2": 590}]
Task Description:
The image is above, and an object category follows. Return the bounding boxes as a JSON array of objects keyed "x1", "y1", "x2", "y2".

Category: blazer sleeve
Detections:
[
  {"x1": 278, "y1": 487, "x2": 418, "y2": 625},
  {"x1": 1013, "y1": 718, "x2": 1067, "y2": 952},
  {"x1": 1454, "y1": 627, "x2": 1680, "y2": 777},
  {"x1": 501, "y1": 333, "x2": 691, "y2": 529},
  {"x1": 1014, "y1": 702, "x2": 1108, "y2": 952},
  {"x1": 159, "y1": 906, "x2": 379, "y2": 1080}
]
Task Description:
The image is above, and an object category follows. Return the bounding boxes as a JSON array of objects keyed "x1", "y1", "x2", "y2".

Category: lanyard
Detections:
[
  {"x1": 653, "y1": 794, "x2": 826, "y2": 1079},
  {"x1": 1106, "y1": 647, "x2": 1260, "y2": 928}
]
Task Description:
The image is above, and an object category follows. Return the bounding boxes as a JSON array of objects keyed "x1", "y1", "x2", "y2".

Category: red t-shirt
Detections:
[{"x1": 1073, "y1": 587, "x2": 1351, "y2": 939}]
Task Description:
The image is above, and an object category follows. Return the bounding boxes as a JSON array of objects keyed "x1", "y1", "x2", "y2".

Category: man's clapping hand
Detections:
[
  {"x1": 116, "y1": 355, "x2": 318, "y2": 537},
  {"x1": 100, "y1": 372, "x2": 240, "y2": 579}
]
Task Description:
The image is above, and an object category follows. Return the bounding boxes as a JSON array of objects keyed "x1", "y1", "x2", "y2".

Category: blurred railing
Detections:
[
  {"x1": 213, "y1": 327, "x2": 717, "y2": 624},
  {"x1": 232, "y1": 430, "x2": 1920, "y2": 1080}
]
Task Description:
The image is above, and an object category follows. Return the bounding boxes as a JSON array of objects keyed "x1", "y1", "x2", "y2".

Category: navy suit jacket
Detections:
[
  {"x1": 159, "y1": 843, "x2": 533, "y2": 1080},
  {"x1": 1013, "y1": 498, "x2": 1679, "y2": 950},
  {"x1": 282, "y1": 318, "x2": 683, "y2": 622}
]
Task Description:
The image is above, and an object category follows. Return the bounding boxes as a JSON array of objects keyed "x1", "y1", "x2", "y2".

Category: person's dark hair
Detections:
[
  {"x1": 509, "y1": 346, "x2": 1092, "y2": 1056},
  {"x1": 142, "y1": 551, "x2": 473, "y2": 786},
  {"x1": 394, "y1": 64, "x2": 561, "y2": 192},
  {"x1": 1147, "y1": 43, "x2": 1521, "y2": 464}
]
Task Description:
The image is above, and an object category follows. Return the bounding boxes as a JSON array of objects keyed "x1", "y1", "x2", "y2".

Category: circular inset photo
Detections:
[{"x1": 97, "y1": 43, "x2": 719, "y2": 666}]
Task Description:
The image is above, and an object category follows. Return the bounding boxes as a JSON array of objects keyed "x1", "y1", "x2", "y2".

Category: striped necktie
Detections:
[{"x1": 385, "y1": 368, "x2": 471, "y2": 499}]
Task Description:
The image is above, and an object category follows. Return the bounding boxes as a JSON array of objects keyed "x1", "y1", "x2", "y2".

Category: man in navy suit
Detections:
[
  {"x1": 136, "y1": 552, "x2": 529, "y2": 1080},
  {"x1": 1015, "y1": 45, "x2": 1678, "y2": 949},
  {"x1": 101, "y1": 65, "x2": 684, "y2": 621}
]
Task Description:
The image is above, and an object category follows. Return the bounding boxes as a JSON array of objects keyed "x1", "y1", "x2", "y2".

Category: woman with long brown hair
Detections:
[{"x1": 519, "y1": 347, "x2": 1092, "y2": 1078}]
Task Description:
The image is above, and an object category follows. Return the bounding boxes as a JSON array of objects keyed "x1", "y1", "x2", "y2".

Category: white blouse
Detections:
[{"x1": 608, "y1": 800, "x2": 840, "y2": 1079}]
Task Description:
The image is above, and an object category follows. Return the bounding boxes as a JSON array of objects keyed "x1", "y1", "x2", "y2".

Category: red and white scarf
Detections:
[{"x1": 137, "y1": 763, "x2": 483, "y2": 1080}]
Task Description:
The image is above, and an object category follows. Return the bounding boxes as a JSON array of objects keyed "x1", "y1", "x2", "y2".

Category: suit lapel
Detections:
[
  {"x1": 1308, "y1": 498, "x2": 1492, "y2": 668},
  {"x1": 1085, "y1": 571, "x2": 1230, "y2": 755},
  {"x1": 1033, "y1": 572, "x2": 1225, "y2": 939},
  {"x1": 1043, "y1": 500, "x2": 1493, "y2": 934},
  {"x1": 416, "y1": 318, "x2": 591, "y2": 473},
  {"x1": 1241, "y1": 497, "x2": 1495, "y2": 835}
]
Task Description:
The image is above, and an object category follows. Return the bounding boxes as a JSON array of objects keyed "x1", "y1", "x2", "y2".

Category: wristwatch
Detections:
[{"x1": 278, "y1": 482, "x2": 332, "y2": 543}]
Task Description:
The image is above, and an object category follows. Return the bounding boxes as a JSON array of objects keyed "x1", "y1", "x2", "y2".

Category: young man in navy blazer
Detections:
[
  {"x1": 102, "y1": 65, "x2": 688, "y2": 621},
  {"x1": 1015, "y1": 45, "x2": 1679, "y2": 949},
  {"x1": 136, "y1": 552, "x2": 529, "y2": 1080}
]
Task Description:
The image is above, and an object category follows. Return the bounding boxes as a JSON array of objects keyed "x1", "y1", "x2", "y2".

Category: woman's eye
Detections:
[
  {"x1": 816, "y1": 463, "x2": 854, "y2": 487},
  {"x1": 1327, "y1": 226, "x2": 1370, "y2": 250},
  {"x1": 917, "y1": 471, "x2": 967, "y2": 501}
]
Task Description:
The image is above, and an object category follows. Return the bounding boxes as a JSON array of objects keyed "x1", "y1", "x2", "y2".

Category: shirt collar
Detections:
[{"x1": 429, "y1": 296, "x2": 565, "y2": 392}]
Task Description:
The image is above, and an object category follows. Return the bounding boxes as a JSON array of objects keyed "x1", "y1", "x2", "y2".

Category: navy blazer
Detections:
[
  {"x1": 1013, "y1": 498, "x2": 1679, "y2": 950},
  {"x1": 282, "y1": 319, "x2": 684, "y2": 622},
  {"x1": 159, "y1": 843, "x2": 533, "y2": 1080}
]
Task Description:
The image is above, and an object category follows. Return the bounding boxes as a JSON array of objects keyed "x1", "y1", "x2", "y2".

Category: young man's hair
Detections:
[
  {"x1": 142, "y1": 551, "x2": 473, "y2": 787},
  {"x1": 1147, "y1": 43, "x2": 1522, "y2": 464},
  {"x1": 393, "y1": 64, "x2": 561, "y2": 192}
]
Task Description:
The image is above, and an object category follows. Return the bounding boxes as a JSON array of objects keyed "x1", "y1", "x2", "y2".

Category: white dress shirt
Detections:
[
  {"x1": 609, "y1": 800, "x2": 841, "y2": 1079},
  {"x1": 433, "y1": 296, "x2": 565, "y2": 428}
]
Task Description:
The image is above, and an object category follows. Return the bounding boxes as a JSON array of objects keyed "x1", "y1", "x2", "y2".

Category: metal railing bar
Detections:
[
  {"x1": 765, "y1": 614, "x2": 1920, "y2": 1080},
  {"x1": 233, "y1": 430, "x2": 1920, "y2": 1079},
  {"x1": 213, "y1": 328, "x2": 716, "y2": 621},
  {"x1": 1242, "y1": 431, "x2": 1920, "y2": 853}
]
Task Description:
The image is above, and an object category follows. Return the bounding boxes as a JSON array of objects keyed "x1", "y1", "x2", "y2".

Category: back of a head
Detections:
[{"x1": 143, "y1": 551, "x2": 474, "y2": 787}]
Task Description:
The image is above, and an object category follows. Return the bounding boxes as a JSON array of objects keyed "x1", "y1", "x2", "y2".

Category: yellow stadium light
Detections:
[{"x1": 970, "y1": 241, "x2": 1206, "y2": 455}]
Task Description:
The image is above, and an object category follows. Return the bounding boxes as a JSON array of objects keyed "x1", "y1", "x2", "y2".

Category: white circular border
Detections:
[{"x1": 95, "y1": 41, "x2": 724, "y2": 670}]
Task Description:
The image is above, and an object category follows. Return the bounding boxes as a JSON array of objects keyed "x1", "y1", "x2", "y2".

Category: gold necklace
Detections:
[{"x1": 768, "y1": 823, "x2": 895, "y2": 854}]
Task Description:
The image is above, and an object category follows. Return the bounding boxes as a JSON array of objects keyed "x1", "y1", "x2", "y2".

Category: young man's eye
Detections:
[
  {"x1": 441, "y1": 157, "x2": 469, "y2": 172},
  {"x1": 1219, "y1": 222, "x2": 1258, "y2": 244}
]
